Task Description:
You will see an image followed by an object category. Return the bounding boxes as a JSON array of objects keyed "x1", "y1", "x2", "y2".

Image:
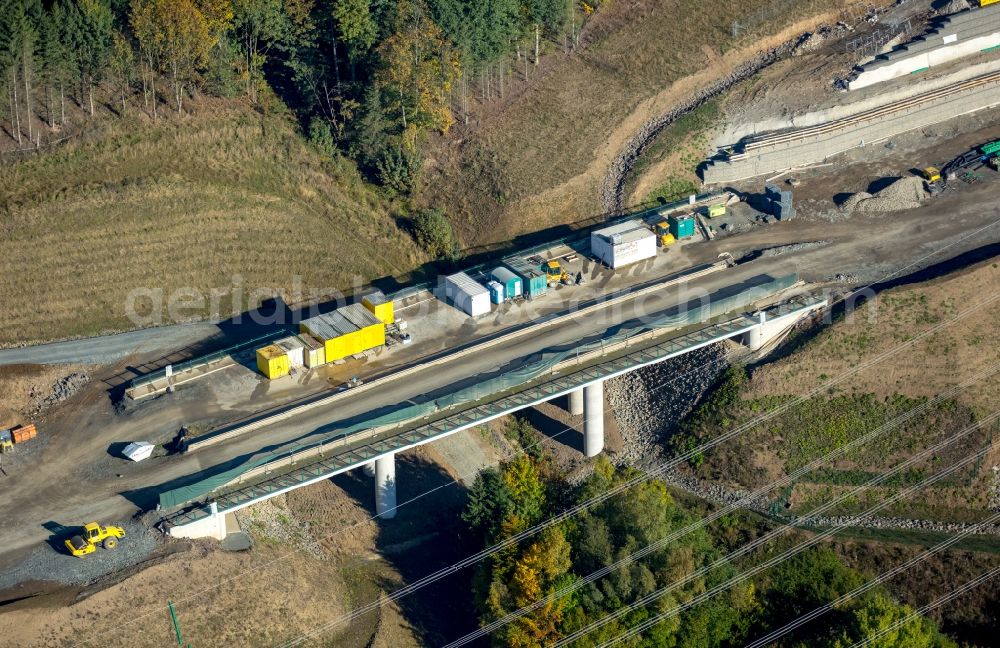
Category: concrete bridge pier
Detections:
[
  {"x1": 375, "y1": 453, "x2": 397, "y2": 519},
  {"x1": 745, "y1": 311, "x2": 766, "y2": 351},
  {"x1": 583, "y1": 381, "x2": 605, "y2": 457},
  {"x1": 568, "y1": 388, "x2": 584, "y2": 416}
]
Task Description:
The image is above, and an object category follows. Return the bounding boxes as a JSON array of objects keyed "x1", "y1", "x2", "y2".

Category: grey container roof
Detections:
[
  {"x1": 503, "y1": 256, "x2": 544, "y2": 278},
  {"x1": 302, "y1": 303, "x2": 381, "y2": 339},
  {"x1": 362, "y1": 289, "x2": 388, "y2": 306},
  {"x1": 593, "y1": 219, "x2": 646, "y2": 239},
  {"x1": 490, "y1": 267, "x2": 521, "y2": 284},
  {"x1": 445, "y1": 271, "x2": 489, "y2": 296}
]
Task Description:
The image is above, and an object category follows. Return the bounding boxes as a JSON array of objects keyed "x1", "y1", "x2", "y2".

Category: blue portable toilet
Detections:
[{"x1": 487, "y1": 280, "x2": 505, "y2": 305}]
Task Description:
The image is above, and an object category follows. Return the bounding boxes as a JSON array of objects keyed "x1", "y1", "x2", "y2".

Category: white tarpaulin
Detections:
[{"x1": 123, "y1": 441, "x2": 155, "y2": 462}]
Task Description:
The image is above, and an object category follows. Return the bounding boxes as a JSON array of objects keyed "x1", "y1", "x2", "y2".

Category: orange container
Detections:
[{"x1": 12, "y1": 424, "x2": 36, "y2": 443}]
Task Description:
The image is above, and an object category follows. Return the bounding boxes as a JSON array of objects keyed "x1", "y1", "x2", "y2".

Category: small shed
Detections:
[
  {"x1": 489, "y1": 267, "x2": 523, "y2": 300},
  {"x1": 256, "y1": 344, "x2": 290, "y2": 379},
  {"x1": 487, "y1": 280, "x2": 505, "y2": 304}
]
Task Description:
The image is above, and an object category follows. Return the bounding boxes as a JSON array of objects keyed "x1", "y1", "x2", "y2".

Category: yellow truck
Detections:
[
  {"x1": 64, "y1": 522, "x2": 125, "y2": 557},
  {"x1": 654, "y1": 222, "x2": 676, "y2": 247}
]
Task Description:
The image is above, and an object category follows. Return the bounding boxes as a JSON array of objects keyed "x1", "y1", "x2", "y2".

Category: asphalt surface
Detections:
[{"x1": 0, "y1": 322, "x2": 220, "y2": 366}]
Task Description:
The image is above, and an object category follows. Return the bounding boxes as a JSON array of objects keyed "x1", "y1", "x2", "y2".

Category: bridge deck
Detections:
[{"x1": 163, "y1": 295, "x2": 823, "y2": 529}]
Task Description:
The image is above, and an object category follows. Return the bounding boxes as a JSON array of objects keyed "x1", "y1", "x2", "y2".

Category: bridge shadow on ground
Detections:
[
  {"x1": 331, "y1": 453, "x2": 481, "y2": 645},
  {"x1": 518, "y1": 400, "x2": 585, "y2": 454}
]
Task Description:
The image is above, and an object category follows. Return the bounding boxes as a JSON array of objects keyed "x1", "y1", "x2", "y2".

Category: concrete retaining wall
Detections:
[
  {"x1": 703, "y1": 72, "x2": 1000, "y2": 184},
  {"x1": 850, "y1": 5, "x2": 1000, "y2": 90}
]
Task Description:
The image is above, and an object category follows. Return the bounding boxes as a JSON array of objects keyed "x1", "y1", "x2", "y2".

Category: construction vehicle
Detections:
[
  {"x1": 654, "y1": 222, "x2": 676, "y2": 247},
  {"x1": 0, "y1": 430, "x2": 12, "y2": 453},
  {"x1": 921, "y1": 167, "x2": 941, "y2": 183},
  {"x1": 64, "y1": 522, "x2": 126, "y2": 557},
  {"x1": 545, "y1": 260, "x2": 570, "y2": 285}
]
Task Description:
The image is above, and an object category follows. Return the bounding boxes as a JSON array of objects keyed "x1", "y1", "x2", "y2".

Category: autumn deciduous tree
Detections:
[
  {"x1": 131, "y1": 0, "x2": 216, "y2": 114},
  {"x1": 376, "y1": 0, "x2": 460, "y2": 147}
]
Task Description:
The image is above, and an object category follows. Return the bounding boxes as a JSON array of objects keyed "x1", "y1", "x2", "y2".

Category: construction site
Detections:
[{"x1": 5, "y1": 0, "x2": 1000, "y2": 646}]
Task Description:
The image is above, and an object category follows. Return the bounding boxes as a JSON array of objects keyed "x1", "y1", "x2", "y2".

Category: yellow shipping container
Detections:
[
  {"x1": 301, "y1": 304, "x2": 386, "y2": 363},
  {"x1": 256, "y1": 345, "x2": 291, "y2": 379},
  {"x1": 321, "y1": 323, "x2": 385, "y2": 361},
  {"x1": 362, "y1": 291, "x2": 394, "y2": 324}
]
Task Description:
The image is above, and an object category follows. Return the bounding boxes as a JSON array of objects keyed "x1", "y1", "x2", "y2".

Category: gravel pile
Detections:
[
  {"x1": 29, "y1": 372, "x2": 90, "y2": 415},
  {"x1": 606, "y1": 343, "x2": 733, "y2": 469},
  {"x1": 936, "y1": 0, "x2": 971, "y2": 15},
  {"x1": 760, "y1": 240, "x2": 830, "y2": 257},
  {"x1": 841, "y1": 177, "x2": 927, "y2": 214},
  {"x1": 0, "y1": 519, "x2": 160, "y2": 588}
]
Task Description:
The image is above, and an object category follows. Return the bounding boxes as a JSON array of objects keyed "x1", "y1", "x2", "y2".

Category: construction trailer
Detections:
[
  {"x1": 490, "y1": 267, "x2": 523, "y2": 300},
  {"x1": 590, "y1": 219, "x2": 658, "y2": 269},
  {"x1": 301, "y1": 304, "x2": 386, "y2": 362},
  {"x1": 256, "y1": 344, "x2": 291, "y2": 379},
  {"x1": 503, "y1": 256, "x2": 548, "y2": 298},
  {"x1": 444, "y1": 272, "x2": 491, "y2": 317},
  {"x1": 361, "y1": 290, "x2": 395, "y2": 324}
]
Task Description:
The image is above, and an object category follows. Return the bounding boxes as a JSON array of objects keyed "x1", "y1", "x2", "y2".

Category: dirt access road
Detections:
[{"x1": 3, "y1": 170, "x2": 1000, "y2": 566}]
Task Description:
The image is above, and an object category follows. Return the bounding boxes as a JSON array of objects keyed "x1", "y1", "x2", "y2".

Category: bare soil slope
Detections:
[{"x1": 422, "y1": 0, "x2": 856, "y2": 246}]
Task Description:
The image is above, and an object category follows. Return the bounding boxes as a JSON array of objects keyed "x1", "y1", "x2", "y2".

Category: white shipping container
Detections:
[
  {"x1": 590, "y1": 220, "x2": 657, "y2": 269},
  {"x1": 276, "y1": 336, "x2": 305, "y2": 368},
  {"x1": 444, "y1": 272, "x2": 491, "y2": 317}
]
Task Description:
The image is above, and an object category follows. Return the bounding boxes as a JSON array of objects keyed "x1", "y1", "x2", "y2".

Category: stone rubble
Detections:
[{"x1": 28, "y1": 371, "x2": 90, "y2": 415}]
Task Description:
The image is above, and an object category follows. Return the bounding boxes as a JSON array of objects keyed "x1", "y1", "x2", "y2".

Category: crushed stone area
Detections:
[
  {"x1": 0, "y1": 519, "x2": 160, "y2": 588},
  {"x1": 606, "y1": 342, "x2": 736, "y2": 469},
  {"x1": 236, "y1": 496, "x2": 326, "y2": 560}
]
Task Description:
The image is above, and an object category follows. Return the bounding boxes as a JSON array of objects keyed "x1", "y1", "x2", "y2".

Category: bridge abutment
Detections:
[
  {"x1": 375, "y1": 453, "x2": 397, "y2": 519},
  {"x1": 583, "y1": 381, "x2": 605, "y2": 457}
]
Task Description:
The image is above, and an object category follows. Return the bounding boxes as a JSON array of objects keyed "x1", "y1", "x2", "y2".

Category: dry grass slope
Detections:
[{"x1": 0, "y1": 105, "x2": 426, "y2": 347}]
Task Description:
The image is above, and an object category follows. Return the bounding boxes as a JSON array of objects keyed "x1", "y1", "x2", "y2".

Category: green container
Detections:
[
  {"x1": 490, "y1": 267, "x2": 523, "y2": 299},
  {"x1": 668, "y1": 214, "x2": 696, "y2": 239},
  {"x1": 981, "y1": 140, "x2": 1000, "y2": 157},
  {"x1": 503, "y1": 258, "x2": 547, "y2": 298}
]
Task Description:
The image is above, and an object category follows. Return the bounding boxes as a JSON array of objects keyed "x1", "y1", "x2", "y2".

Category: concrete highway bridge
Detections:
[{"x1": 161, "y1": 278, "x2": 826, "y2": 540}]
